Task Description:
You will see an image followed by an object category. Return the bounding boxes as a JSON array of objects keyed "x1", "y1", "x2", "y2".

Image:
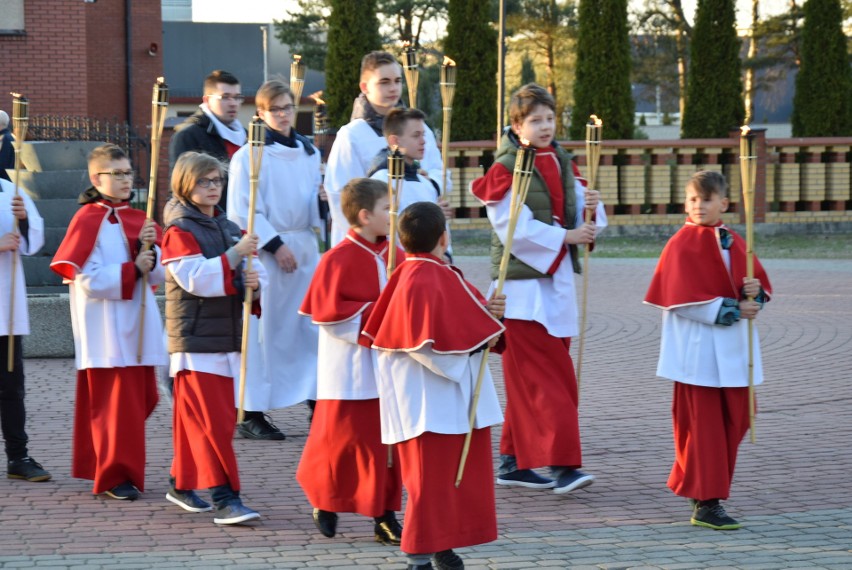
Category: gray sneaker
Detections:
[{"x1": 214, "y1": 500, "x2": 260, "y2": 525}]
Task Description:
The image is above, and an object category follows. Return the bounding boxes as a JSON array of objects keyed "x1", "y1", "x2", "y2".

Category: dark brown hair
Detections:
[
  {"x1": 87, "y1": 143, "x2": 128, "y2": 175},
  {"x1": 383, "y1": 107, "x2": 426, "y2": 138},
  {"x1": 399, "y1": 201, "x2": 445, "y2": 253},
  {"x1": 687, "y1": 170, "x2": 729, "y2": 199},
  {"x1": 203, "y1": 70, "x2": 240, "y2": 94},
  {"x1": 360, "y1": 51, "x2": 400, "y2": 80},
  {"x1": 509, "y1": 83, "x2": 556, "y2": 126}
]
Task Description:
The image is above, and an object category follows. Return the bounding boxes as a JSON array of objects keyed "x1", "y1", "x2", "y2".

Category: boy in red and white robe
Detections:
[
  {"x1": 645, "y1": 170, "x2": 771, "y2": 530},
  {"x1": 51, "y1": 144, "x2": 166, "y2": 501},
  {"x1": 297, "y1": 178, "x2": 403, "y2": 544},
  {"x1": 363, "y1": 202, "x2": 505, "y2": 570}
]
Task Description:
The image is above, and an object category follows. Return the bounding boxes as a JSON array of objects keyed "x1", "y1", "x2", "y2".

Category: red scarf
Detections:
[
  {"x1": 51, "y1": 200, "x2": 162, "y2": 281},
  {"x1": 363, "y1": 253, "x2": 504, "y2": 353},
  {"x1": 645, "y1": 221, "x2": 772, "y2": 309}
]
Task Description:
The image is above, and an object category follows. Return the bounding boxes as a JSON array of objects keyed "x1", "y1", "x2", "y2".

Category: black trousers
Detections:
[{"x1": 0, "y1": 336, "x2": 29, "y2": 461}]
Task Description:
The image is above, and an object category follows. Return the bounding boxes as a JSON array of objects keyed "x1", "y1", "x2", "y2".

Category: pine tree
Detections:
[
  {"x1": 681, "y1": 0, "x2": 744, "y2": 138},
  {"x1": 570, "y1": 0, "x2": 635, "y2": 140},
  {"x1": 444, "y1": 0, "x2": 497, "y2": 140},
  {"x1": 325, "y1": 0, "x2": 382, "y2": 128},
  {"x1": 791, "y1": 0, "x2": 852, "y2": 136}
]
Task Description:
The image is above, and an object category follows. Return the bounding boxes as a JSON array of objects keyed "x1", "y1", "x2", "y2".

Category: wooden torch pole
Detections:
[
  {"x1": 7, "y1": 93, "x2": 28, "y2": 372},
  {"x1": 740, "y1": 125, "x2": 758, "y2": 444},
  {"x1": 237, "y1": 117, "x2": 266, "y2": 424},
  {"x1": 137, "y1": 78, "x2": 169, "y2": 363},
  {"x1": 575, "y1": 115, "x2": 602, "y2": 395},
  {"x1": 455, "y1": 139, "x2": 536, "y2": 487}
]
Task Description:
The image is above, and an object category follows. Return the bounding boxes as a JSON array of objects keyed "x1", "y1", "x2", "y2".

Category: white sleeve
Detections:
[
  {"x1": 20, "y1": 192, "x2": 44, "y2": 256},
  {"x1": 408, "y1": 346, "x2": 470, "y2": 384},
  {"x1": 75, "y1": 249, "x2": 126, "y2": 300},
  {"x1": 227, "y1": 149, "x2": 278, "y2": 248},
  {"x1": 323, "y1": 315, "x2": 363, "y2": 345},
  {"x1": 485, "y1": 192, "x2": 565, "y2": 274},
  {"x1": 670, "y1": 299, "x2": 724, "y2": 325},
  {"x1": 166, "y1": 254, "x2": 230, "y2": 298},
  {"x1": 325, "y1": 127, "x2": 366, "y2": 244},
  {"x1": 423, "y1": 125, "x2": 450, "y2": 194},
  {"x1": 573, "y1": 178, "x2": 608, "y2": 235}
]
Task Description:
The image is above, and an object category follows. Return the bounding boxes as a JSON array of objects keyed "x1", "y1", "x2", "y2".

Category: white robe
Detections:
[
  {"x1": 0, "y1": 180, "x2": 44, "y2": 336},
  {"x1": 654, "y1": 249, "x2": 765, "y2": 389},
  {"x1": 65, "y1": 222, "x2": 168, "y2": 369},
  {"x1": 164, "y1": 246, "x2": 268, "y2": 379},
  {"x1": 369, "y1": 168, "x2": 453, "y2": 256},
  {"x1": 374, "y1": 348, "x2": 503, "y2": 445},
  {"x1": 325, "y1": 118, "x2": 447, "y2": 246},
  {"x1": 305, "y1": 240, "x2": 387, "y2": 401},
  {"x1": 480, "y1": 179, "x2": 608, "y2": 338},
  {"x1": 227, "y1": 139, "x2": 321, "y2": 410}
]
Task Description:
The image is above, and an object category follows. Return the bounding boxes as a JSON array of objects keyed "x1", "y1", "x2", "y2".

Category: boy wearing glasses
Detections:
[
  {"x1": 227, "y1": 79, "x2": 322, "y2": 440},
  {"x1": 170, "y1": 70, "x2": 247, "y2": 207},
  {"x1": 52, "y1": 144, "x2": 167, "y2": 501}
]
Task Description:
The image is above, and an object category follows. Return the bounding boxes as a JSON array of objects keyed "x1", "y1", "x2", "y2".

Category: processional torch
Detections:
[
  {"x1": 575, "y1": 115, "x2": 602, "y2": 394},
  {"x1": 137, "y1": 78, "x2": 169, "y2": 363},
  {"x1": 402, "y1": 43, "x2": 419, "y2": 109},
  {"x1": 455, "y1": 138, "x2": 536, "y2": 487},
  {"x1": 739, "y1": 125, "x2": 758, "y2": 444},
  {"x1": 237, "y1": 117, "x2": 266, "y2": 424},
  {"x1": 386, "y1": 146, "x2": 404, "y2": 275},
  {"x1": 290, "y1": 55, "x2": 306, "y2": 116},
  {"x1": 311, "y1": 91, "x2": 331, "y2": 250},
  {"x1": 6, "y1": 93, "x2": 28, "y2": 372},
  {"x1": 439, "y1": 56, "x2": 457, "y2": 199}
]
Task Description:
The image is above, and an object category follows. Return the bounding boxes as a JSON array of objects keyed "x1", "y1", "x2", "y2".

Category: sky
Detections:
[{"x1": 191, "y1": 0, "x2": 794, "y2": 33}]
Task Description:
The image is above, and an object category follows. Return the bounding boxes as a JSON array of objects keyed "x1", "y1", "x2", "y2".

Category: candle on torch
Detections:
[
  {"x1": 290, "y1": 54, "x2": 306, "y2": 116},
  {"x1": 439, "y1": 56, "x2": 457, "y2": 199},
  {"x1": 402, "y1": 42, "x2": 419, "y2": 109}
]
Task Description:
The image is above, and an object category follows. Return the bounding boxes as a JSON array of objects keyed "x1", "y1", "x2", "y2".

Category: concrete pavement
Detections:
[{"x1": 1, "y1": 257, "x2": 850, "y2": 569}]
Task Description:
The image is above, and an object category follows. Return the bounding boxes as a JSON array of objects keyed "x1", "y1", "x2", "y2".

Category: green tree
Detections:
[
  {"x1": 445, "y1": 0, "x2": 497, "y2": 140},
  {"x1": 325, "y1": 0, "x2": 382, "y2": 127},
  {"x1": 273, "y1": 0, "x2": 331, "y2": 69},
  {"x1": 681, "y1": 0, "x2": 743, "y2": 138},
  {"x1": 792, "y1": 0, "x2": 852, "y2": 136},
  {"x1": 519, "y1": 54, "x2": 537, "y2": 85},
  {"x1": 378, "y1": 0, "x2": 448, "y2": 47},
  {"x1": 506, "y1": 0, "x2": 578, "y2": 102},
  {"x1": 571, "y1": 0, "x2": 635, "y2": 140}
]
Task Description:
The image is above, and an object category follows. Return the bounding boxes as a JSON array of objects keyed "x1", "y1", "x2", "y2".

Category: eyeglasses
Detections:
[
  {"x1": 266, "y1": 104, "x2": 296, "y2": 115},
  {"x1": 196, "y1": 177, "x2": 224, "y2": 188},
  {"x1": 96, "y1": 170, "x2": 135, "y2": 181},
  {"x1": 208, "y1": 94, "x2": 245, "y2": 103}
]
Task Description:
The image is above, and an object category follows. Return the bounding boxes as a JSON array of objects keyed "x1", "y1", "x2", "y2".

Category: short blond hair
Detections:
[{"x1": 87, "y1": 143, "x2": 128, "y2": 177}]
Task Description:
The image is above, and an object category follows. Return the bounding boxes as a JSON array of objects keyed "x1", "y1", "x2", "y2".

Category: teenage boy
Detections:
[
  {"x1": 1, "y1": 178, "x2": 51, "y2": 482},
  {"x1": 325, "y1": 51, "x2": 448, "y2": 246}
]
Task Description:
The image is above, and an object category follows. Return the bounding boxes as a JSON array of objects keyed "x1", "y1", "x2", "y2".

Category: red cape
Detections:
[
  {"x1": 470, "y1": 150, "x2": 586, "y2": 205},
  {"x1": 51, "y1": 200, "x2": 162, "y2": 281},
  {"x1": 644, "y1": 221, "x2": 772, "y2": 309},
  {"x1": 362, "y1": 253, "x2": 505, "y2": 354},
  {"x1": 300, "y1": 230, "x2": 400, "y2": 346}
]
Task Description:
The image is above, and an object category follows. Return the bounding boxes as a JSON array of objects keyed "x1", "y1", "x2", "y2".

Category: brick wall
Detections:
[{"x1": 1, "y1": 0, "x2": 162, "y2": 131}]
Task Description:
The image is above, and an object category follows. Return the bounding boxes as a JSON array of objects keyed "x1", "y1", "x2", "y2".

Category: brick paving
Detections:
[{"x1": 1, "y1": 257, "x2": 850, "y2": 569}]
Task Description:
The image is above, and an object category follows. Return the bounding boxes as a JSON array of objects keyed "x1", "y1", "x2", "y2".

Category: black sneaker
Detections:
[
  {"x1": 236, "y1": 414, "x2": 286, "y2": 440},
  {"x1": 104, "y1": 481, "x2": 140, "y2": 501},
  {"x1": 552, "y1": 469, "x2": 595, "y2": 495},
  {"x1": 496, "y1": 469, "x2": 555, "y2": 489},
  {"x1": 213, "y1": 500, "x2": 261, "y2": 525},
  {"x1": 166, "y1": 489, "x2": 213, "y2": 513},
  {"x1": 312, "y1": 508, "x2": 338, "y2": 537},
  {"x1": 407, "y1": 564, "x2": 433, "y2": 570},
  {"x1": 432, "y1": 549, "x2": 464, "y2": 570},
  {"x1": 7, "y1": 457, "x2": 51, "y2": 482},
  {"x1": 691, "y1": 501, "x2": 741, "y2": 530},
  {"x1": 374, "y1": 511, "x2": 402, "y2": 545}
]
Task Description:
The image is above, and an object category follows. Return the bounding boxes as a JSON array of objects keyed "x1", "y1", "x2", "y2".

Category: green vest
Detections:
[{"x1": 489, "y1": 137, "x2": 582, "y2": 281}]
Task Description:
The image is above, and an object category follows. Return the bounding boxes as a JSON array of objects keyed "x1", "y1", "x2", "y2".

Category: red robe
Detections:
[
  {"x1": 296, "y1": 230, "x2": 403, "y2": 516},
  {"x1": 363, "y1": 253, "x2": 503, "y2": 554}
]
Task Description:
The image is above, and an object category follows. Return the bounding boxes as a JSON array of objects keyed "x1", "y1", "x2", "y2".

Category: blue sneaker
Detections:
[
  {"x1": 496, "y1": 469, "x2": 556, "y2": 489},
  {"x1": 552, "y1": 469, "x2": 595, "y2": 494},
  {"x1": 166, "y1": 489, "x2": 212, "y2": 513},
  {"x1": 213, "y1": 500, "x2": 260, "y2": 525}
]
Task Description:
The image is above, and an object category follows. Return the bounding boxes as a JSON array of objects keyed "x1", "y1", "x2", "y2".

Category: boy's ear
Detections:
[
  {"x1": 439, "y1": 230, "x2": 449, "y2": 249},
  {"x1": 88, "y1": 171, "x2": 101, "y2": 188},
  {"x1": 387, "y1": 133, "x2": 399, "y2": 148},
  {"x1": 357, "y1": 207, "x2": 371, "y2": 227},
  {"x1": 721, "y1": 197, "x2": 730, "y2": 212},
  {"x1": 359, "y1": 79, "x2": 369, "y2": 94}
]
